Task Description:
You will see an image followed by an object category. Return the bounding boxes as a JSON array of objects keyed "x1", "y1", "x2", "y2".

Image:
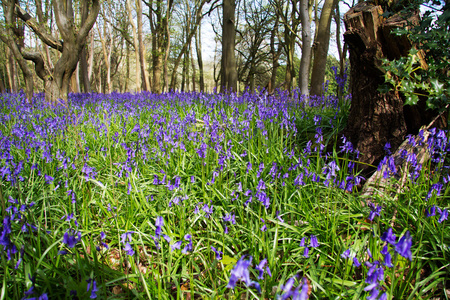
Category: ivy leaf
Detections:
[
  {"x1": 404, "y1": 93, "x2": 419, "y2": 106},
  {"x1": 430, "y1": 79, "x2": 444, "y2": 95}
]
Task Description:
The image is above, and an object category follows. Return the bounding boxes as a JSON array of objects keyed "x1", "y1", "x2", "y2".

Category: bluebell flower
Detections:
[
  {"x1": 297, "y1": 277, "x2": 310, "y2": 300},
  {"x1": 171, "y1": 240, "x2": 182, "y2": 251},
  {"x1": 383, "y1": 251, "x2": 394, "y2": 268},
  {"x1": 227, "y1": 256, "x2": 260, "y2": 293},
  {"x1": 438, "y1": 208, "x2": 448, "y2": 223},
  {"x1": 380, "y1": 228, "x2": 396, "y2": 245},
  {"x1": 44, "y1": 174, "x2": 54, "y2": 184},
  {"x1": 353, "y1": 257, "x2": 361, "y2": 267},
  {"x1": 182, "y1": 234, "x2": 193, "y2": 254},
  {"x1": 211, "y1": 246, "x2": 223, "y2": 260},
  {"x1": 123, "y1": 242, "x2": 135, "y2": 256},
  {"x1": 300, "y1": 237, "x2": 306, "y2": 247},
  {"x1": 155, "y1": 216, "x2": 164, "y2": 238},
  {"x1": 366, "y1": 288, "x2": 380, "y2": 300},
  {"x1": 63, "y1": 229, "x2": 82, "y2": 248},
  {"x1": 368, "y1": 202, "x2": 382, "y2": 221},
  {"x1": 341, "y1": 248, "x2": 351, "y2": 259},
  {"x1": 120, "y1": 231, "x2": 134, "y2": 244},
  {"x1": 426, "y1": 205, "x2": 437, "y2": 217},
  {"x1": 86, "y1": 278, "x2": 99, "y2": 299},
  {"x1": 255, "y1": 258, "x2": 271, "y2": 279},
  {"x1": 303, "y1": 247, "x2": 309, "y2": 258},
  {"x1": 394, "y1": 231, "x2": 412, "y2": 261},
  {"x1": 309, "y1": 235, "x2": 319, "y2": 248}
]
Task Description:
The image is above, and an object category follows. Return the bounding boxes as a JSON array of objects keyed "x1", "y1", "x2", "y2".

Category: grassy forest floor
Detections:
[{"x1": 0, "y1": 90, "x2": 449, "y2": 299}]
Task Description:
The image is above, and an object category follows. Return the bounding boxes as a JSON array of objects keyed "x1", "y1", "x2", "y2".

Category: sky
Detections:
[{"x1": 199, "y1": 1, "x2": 352, "y2": 63}]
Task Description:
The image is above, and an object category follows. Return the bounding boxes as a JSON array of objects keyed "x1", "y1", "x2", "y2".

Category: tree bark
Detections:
[
  {"x1": 341, "y1": 1, "x2": 445, "y2": 170},
  {"x1": 136, "y1": 0, "x2": 151, "y2": 91},
  {"x1": 299, "y1": 0, "x2": 312, "y2": 96},
  {"x1": 309, "y1": 0, "x2": 339, "y2": 96},
  {"x1": 126, "y1": 0, "x2": 141, "y2": 92},
  {"x1": 196, "y1": 22, "x2": 205, "y2": 91},
  {"x1": 79, "y1": 3, "x2": 91, "y2": 92},
  {"x1": 15, "y1": 0, "x2": 99, "y2": 104},
  {"x1": 221, "y1": 0, "x2": 237, "y2": 92},
  {"x1": 0, "y1": 0, "x2": 34, "y2": 102}
]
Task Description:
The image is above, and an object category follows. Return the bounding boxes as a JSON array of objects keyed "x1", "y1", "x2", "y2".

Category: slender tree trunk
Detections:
[
  {"x1": 6, "y1": 47, "x2": 17, "y2": 92},
  {"x1": 310, "y1": 0, "x2": 339, "y2": 96},
  {"x1": 299, "y1": 0, "x2": 312, "y2": 96},
  {"x1": 98, "y1": 23, "x2": 112, "y2": 93},
  {"x1": 125, "y1": 42, "x2": 130, "y2": 92},
  {"x1": 79, "y1": 3, "x2": 90, "y2": 92},
  {"x1": 268, "y1": 17, "x2": 280, "y2": 94},
  {"x1": 136, "y1": 0, "x2": 151, "y2": 91},
  {"x1": 221, "y1": 0, "x2": 237, "y2": 92},
  {"x1": 195, "y1": 23, "x2": 205, "y2": 91},
  {"x1": 191, "y1": 43, "x2": 196, "y2": 91},
  {"x1": 88, "y1": 33, "x2": 94, "y2": 80},
  {"x1": 127, "y1": 0, "x2": 141, "y2": 92}
]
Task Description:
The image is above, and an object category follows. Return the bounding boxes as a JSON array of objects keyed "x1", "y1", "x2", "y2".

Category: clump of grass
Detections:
[{"x1": 0, "y1": 90, "x2": 448, "y2": 299}]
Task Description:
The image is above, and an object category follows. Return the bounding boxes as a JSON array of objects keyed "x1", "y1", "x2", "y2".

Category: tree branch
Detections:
[{"x1": 15, "y1": 4, "x2": 63, "y2": 51}]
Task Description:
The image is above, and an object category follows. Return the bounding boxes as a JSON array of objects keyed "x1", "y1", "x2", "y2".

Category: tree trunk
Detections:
[
  {"x1": 196, "y1": 23, "x2": 205, "y2": 91},
  {"x1": 310, "y1": 0, "x2": 339, "y2": 96},
  {"x1": 221, "y1": 0, "x2": 237, "y2": 92},
  {"x1": 79, "y1": 3, "x2": 90, "y2": 92},
  {"x1": 136, "y1": 0, "x2": 151, "y2": 91},
  {"x1": 126, "y1": 0, "x2": 141, "y2": 92},
  {"x1": 341, "y1": 2, "x2": 445, "y2": 170},
  {"x1": 268, "y1": 17, "x2": 281, "y2": 94},
  {"x1": 299, "y1": 0, "x2": 312, "y2": 96}
]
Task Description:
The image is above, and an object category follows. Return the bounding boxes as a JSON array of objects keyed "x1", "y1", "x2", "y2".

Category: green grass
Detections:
[{"x1": 0, "y1": 91, "x2": 448, "y2": 299}]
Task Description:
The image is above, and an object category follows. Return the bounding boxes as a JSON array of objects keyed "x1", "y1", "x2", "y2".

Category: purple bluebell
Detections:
[
  {"x1": 171, "y1": 240, "x2": 182, "y2": 251},
  {"x1": 86, "y1": 278, "x2": 99, "y2": 299},
  {"x1": 426, "y1": 205, "x2": 437, "y2": 217},
  {"x1": 63, "y1": 229, "x2": 82, "y2": 248},
  {"x1": 255, "y1": 258, "x2": 271, "y2": 279},
  {"x1": 438, "y1": 208, "x2": 448, "y2": 223},
  {"x1": 227, "y1": 256, "x2": 260, "y2": 293},
  {"x1": 353, "y1": 257, "x2": 361, "y2": 267},
  {"x1": 309, "y1": 235, "x2": 319, "y2": 248},
  {"x1": 296, "y1": 277, "x2": 310, "y2": 300},
  {"x1": 211, "y1": 246, "x2": 223, "y2": 260},
  {"x1": 155, "y1": 216, "x2": 164, "y2": 238},
  {"x1": 368, "y1": 202, "x2": 382, "y2": 221},
  {"x1": 303, "y1": 247, "x2": 309, "y2": 258},
  {"x1": 383, "y1": 251, "x2": 394, "y2": 268},
  {"x1": 341, "y1": 248, "x2": 351, "y2": 259},
  {"x1": 123, "y1": 242, "x2": 135, "y2": 256},
  {"x1": 395, "y1": 231, "x2": 412, "y2": 261},
  {"x1": 44, "y1": 174, "x2": 54, "y2": 184},
  {"x1": 181, "y1": 234, "x2": 193, "y2": 254},
  {"x1": 380, "y1": 228, "x2": 396, "y2": 245},
  {"x1": 260, "y1": 219, "x2": 267, "y2": 232},
  {"x1": 300, "y1": 237, "x2": 306, "y2": 247}
]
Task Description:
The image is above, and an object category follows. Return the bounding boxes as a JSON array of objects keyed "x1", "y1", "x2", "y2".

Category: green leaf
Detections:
[
  {"x1": 221, "y1": 255, "x2": 237, "y2": 271},
  {"x1": 404, "y1": 93, "x2": 419, "y2": 106},
  {"x1": 430, "y1": 79, "x2": 444, "y2": 94}
]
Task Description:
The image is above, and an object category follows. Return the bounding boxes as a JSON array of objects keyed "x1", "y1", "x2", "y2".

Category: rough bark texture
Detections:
[
  {"x1": 221, "y1": 0, "x2": 237, "y2": 92},
  {"x1": 341, "y1": 2, "x2": 445, "y2": 171}
]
